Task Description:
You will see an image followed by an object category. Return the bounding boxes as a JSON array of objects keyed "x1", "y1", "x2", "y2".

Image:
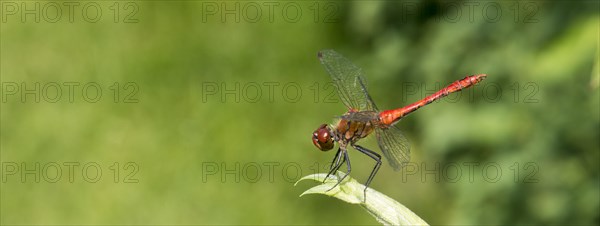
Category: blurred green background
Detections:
[{"x1": 1, "y1": 0, "x2": 598, "y2": 225}]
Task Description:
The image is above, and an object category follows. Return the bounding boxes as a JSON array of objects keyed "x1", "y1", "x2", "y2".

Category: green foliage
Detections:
[
  {"x1": 1, "y1": 1, "x2": 598, "y2": 225},
  {"x1": 297, "y1": 171, "x2": 428, "y2": 226}
]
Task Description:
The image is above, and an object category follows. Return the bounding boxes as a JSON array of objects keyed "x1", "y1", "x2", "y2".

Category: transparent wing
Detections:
[
  {"x1": 375, "y1": 125, "x2": 411, "y2": 171},
  {"x1": 318, "y1": 49, "x2": 377, "y2": 111},
  {"x1": 339, "y1": 111, "x2": 379, "y2": 122}
]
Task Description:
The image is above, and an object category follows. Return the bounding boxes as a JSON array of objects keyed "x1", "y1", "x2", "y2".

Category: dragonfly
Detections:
[{"x1": 311, "y1": 49, "x2": 487, "y2": 200}]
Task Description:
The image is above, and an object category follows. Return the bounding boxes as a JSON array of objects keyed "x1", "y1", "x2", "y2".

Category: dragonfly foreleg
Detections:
[
  {"x1": 323, "y1": 147, "x2": 344, "y2": 183},
  {"x1": 326, "y1": 150, "x2": 351, "y2": 192}
]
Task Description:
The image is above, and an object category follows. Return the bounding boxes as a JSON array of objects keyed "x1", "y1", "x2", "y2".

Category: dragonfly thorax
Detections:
[{"x1": 333, "y1": 117, "x2": 375, "y2": 144}]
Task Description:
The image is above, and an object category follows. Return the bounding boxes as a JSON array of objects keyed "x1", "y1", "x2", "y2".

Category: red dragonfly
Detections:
[{"x1": 311, "y1": 49, "x2": 487, "y2": 200}]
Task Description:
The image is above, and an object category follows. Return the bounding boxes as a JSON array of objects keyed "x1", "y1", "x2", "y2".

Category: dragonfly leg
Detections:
[
  {"x1": 354, "y1": 145, "x2": 382, "y2": 202},
  {"x1": 323, "y1": 147, "x2": 343, "y2": 183},
  {"x1": 327, "y1": 152, "x2": 346, "y2": 183},
  {"x1": 326, "y1": 150, "x2": 351, "y2": 192}
]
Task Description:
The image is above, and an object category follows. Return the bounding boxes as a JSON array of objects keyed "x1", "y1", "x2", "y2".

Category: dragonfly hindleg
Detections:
[{"x1": 353, "y1": 144, "x2": 382, "y2": 201}]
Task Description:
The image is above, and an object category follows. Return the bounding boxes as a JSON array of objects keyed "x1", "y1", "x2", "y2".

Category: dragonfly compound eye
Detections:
[{"x1": 312, "y1": 124, "x2": 334, "y2": 151}]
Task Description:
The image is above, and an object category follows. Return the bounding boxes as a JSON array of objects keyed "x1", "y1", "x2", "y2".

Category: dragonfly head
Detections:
[{"x1": 312, "y1": 124, "x2": 334, "y2": 151}]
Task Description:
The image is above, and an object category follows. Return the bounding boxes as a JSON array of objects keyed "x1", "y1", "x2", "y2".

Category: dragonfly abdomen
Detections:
[{"x1": 379, "y1": 74, "x2": 487, "y2": 125}]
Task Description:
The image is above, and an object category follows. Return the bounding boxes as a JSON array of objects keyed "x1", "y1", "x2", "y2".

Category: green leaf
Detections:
[{"x1": 295, "y1": 171, "x2": 428, "y2": 226}]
